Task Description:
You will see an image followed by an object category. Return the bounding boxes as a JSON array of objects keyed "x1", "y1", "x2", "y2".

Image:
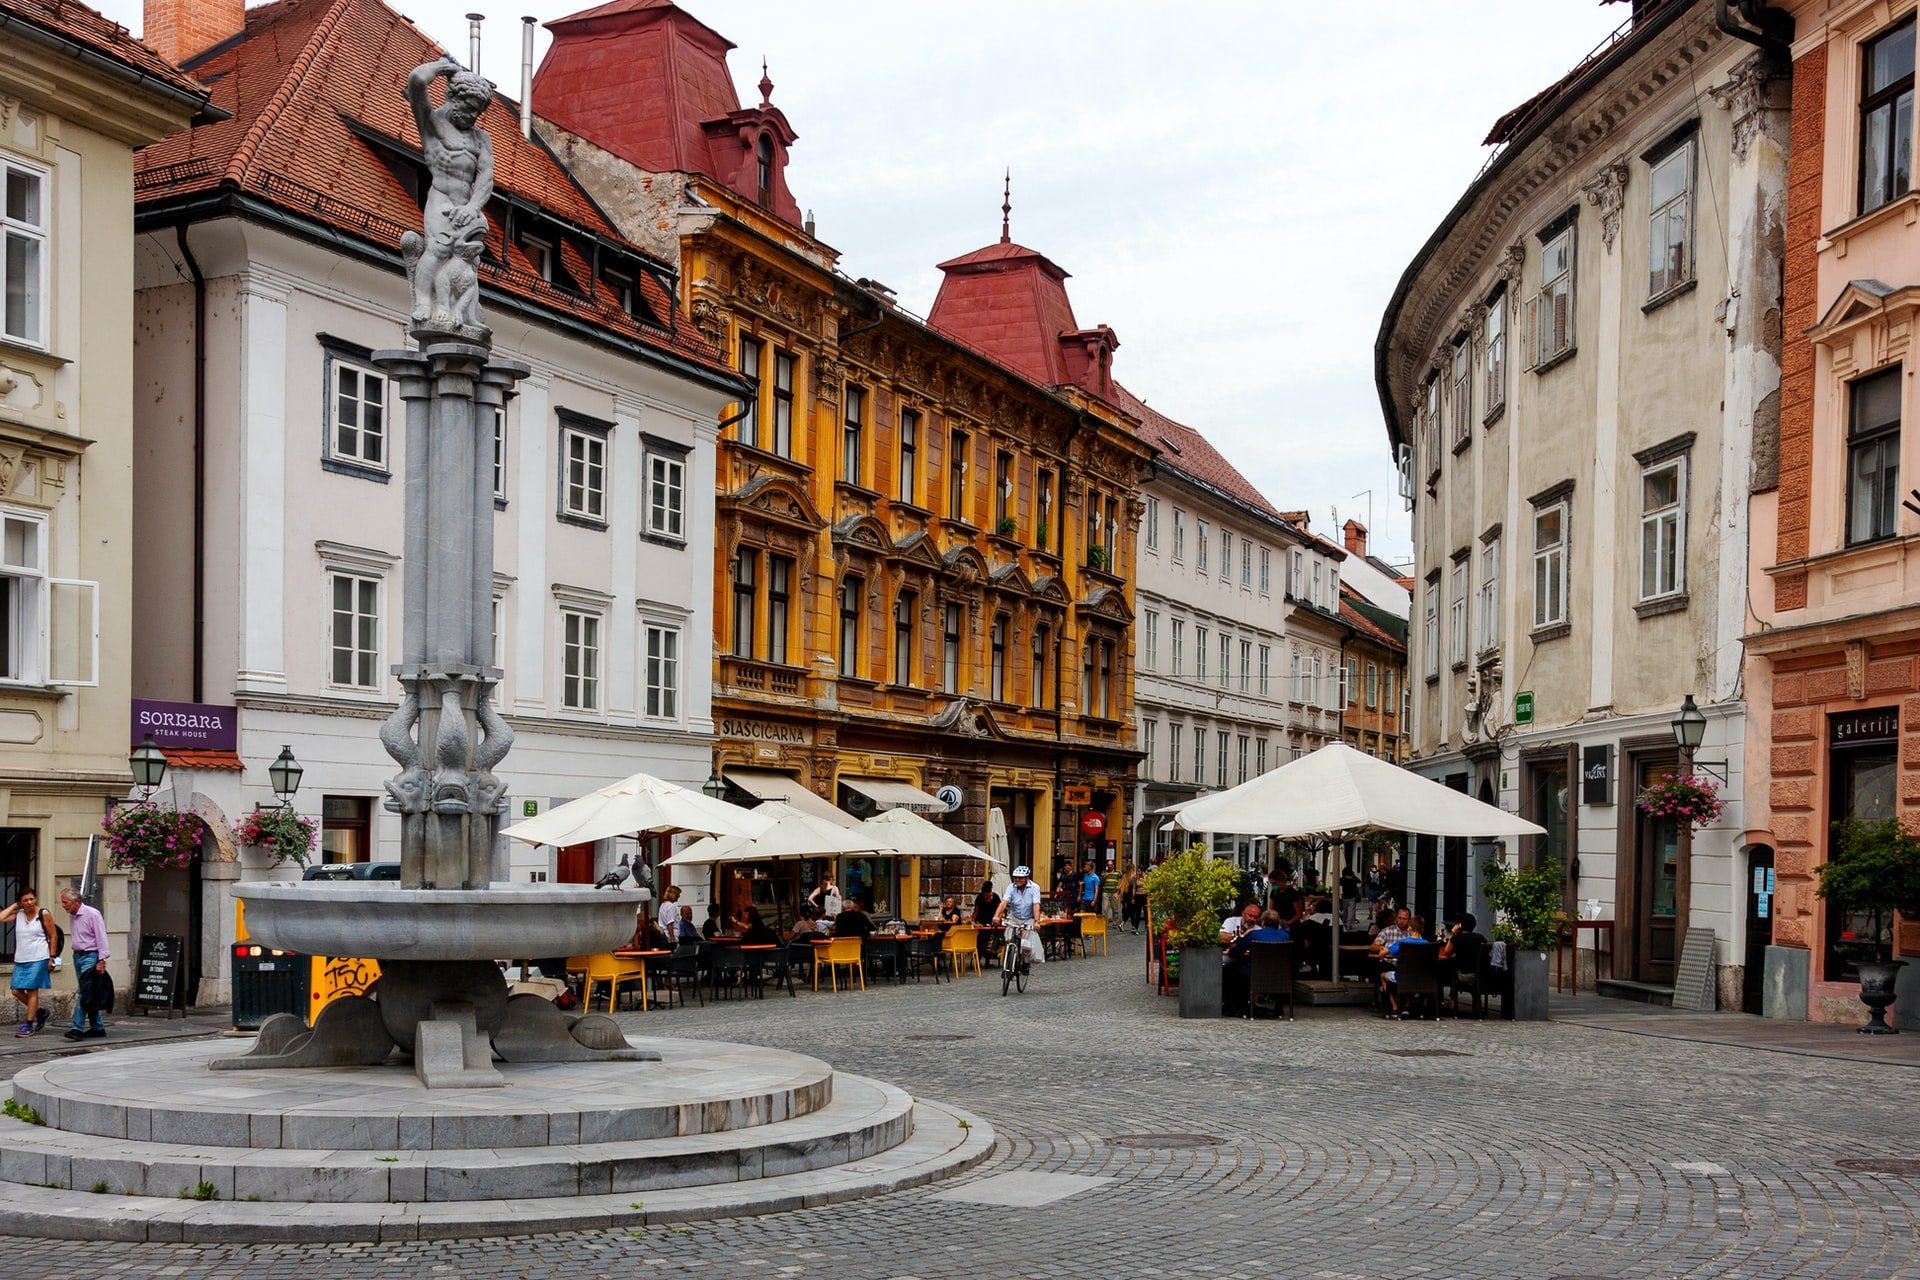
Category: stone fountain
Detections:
[{"x1": 224, "y1": 56, "x2": 648, "y2": 1087}]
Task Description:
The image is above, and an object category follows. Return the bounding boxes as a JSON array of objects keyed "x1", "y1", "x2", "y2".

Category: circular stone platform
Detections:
[{"x1": 0, "y1": 1037, "x2": 991, "y2": 1243}]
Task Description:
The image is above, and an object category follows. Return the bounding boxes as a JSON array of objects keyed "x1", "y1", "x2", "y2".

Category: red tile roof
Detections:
[
  {"x1": 1108, "y1": 382, "x2": 1281, "y2": 519},
  {"x1": 1340, "y1": 587, "x2": 1406, "y2": 653},
  {"x1": 161, "y1": 748, "x2": 245, "y2": 772},
  {"x1": 0, "y1": 0, "x2": 210, "y2": 104},
  {"x1": 135, "y1": 0, "x2": 730, "y2": 378}
]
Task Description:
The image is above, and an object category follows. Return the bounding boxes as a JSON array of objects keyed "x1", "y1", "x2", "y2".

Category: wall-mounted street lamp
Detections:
[
  {"x1": 702, "y1": 773, "x2": 728, "y2": 803},
  {"x1": 129, "y1": 734, "x2": 167, "y2": 800},
  {"x1": 268, "y1": 745, "x2": 304, "y2": 807}
]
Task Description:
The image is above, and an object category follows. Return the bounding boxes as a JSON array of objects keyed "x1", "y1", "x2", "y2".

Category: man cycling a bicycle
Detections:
[{"x1": 992, "y1": 865, "x2": 1046, "y2": 967}]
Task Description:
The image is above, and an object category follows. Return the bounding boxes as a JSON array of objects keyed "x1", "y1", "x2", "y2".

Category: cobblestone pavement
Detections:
[{"x1": 3, "y1": 935, "x2": 1917, "y2": 1280}]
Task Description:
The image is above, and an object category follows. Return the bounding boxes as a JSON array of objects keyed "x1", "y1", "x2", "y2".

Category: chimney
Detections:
[
  {"x1": 1343, "y1": 519, "x2": 1368, "y2": 557},
  {"x1": 1279, "y1": 510, "x2": 1310, "y2": 530},
  {"x1": 519, "y1": 17, "x2": 535, "y2": 139},
  {"x1": 144, "y1": 0, "x2": 244, "y2": 66}
]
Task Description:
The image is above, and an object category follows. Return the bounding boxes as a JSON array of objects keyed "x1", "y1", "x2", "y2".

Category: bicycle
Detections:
[{"x1": 1001, "y1": 920, "x2": 1033, "y2": 995}]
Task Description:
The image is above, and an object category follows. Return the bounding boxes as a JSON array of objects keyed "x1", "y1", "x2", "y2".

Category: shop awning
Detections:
[
  {"x1": 724, "y1": 768, "x2": 861, "y2": 829},
  {"x1": 841, "y1": 777, "x2": 946, "y2": 813}
]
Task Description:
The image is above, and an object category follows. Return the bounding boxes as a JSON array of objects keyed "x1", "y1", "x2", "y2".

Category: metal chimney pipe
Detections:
[
  {"x1": 520, "y1": 16, "x2": 535, "y2": 139},
  {"x1": 466, "y1": 12, "x2": 483, "y2": 74}
]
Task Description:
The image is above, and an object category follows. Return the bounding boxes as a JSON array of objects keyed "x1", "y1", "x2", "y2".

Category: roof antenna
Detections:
[
  {"x1": 999, "y1": 168, "x2": 1011, "y2": 244},
  {"x1": 466, "y1": 12, "x2": 483, "y2": 75},
  {"x1": 758, "y1": 58, "x2": 773, "y2": 108}
]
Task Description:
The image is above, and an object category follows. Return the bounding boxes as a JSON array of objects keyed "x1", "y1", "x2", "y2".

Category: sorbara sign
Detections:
[
  {"x1": 718, "y1": 717, "x2": 810, "y2": 745},
  {"x1": 131, "y1": 699, "x2": 238, "y2": 751}
]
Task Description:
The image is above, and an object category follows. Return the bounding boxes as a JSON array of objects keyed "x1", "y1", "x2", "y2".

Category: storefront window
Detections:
[
  {"x1": 321, "y1": 795, "x2": 372, "y2": 863},
  {"x1": 1827, "y1": 741, "x2": 1898, "y2": 981}
]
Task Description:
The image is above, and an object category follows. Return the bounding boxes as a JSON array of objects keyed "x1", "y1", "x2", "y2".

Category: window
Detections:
[
  {"x1": 1171, "y1": 619, "x2": 1185, "y2": 677},
  {"x1": 1449, "y1": 336, "x2": 1471, "y2": 446},
  {"x1": 558, "y1": 415, "x2": 608, "y2": 523},
  {"x1": 1290, "y1": 652, "x2": 1303, "y2": 702},
  {"x1": 0, "y1": 508, "x2": 95, "y2": 686},
  {"x1": 602, "y1": 266, "x2": 637, "y2": 316},
  {"x1": 1193, "y1": 728, "x2": 1205, "y2": 784},
  {"x1": 1172, "y1": 509, "x2": 1186, "y2": 561},
  {"x1": 1423, "y1": 376, "x2": 1441, "y2": 481},
  {"x1": 1143, "y1": 719, "x2": 1157, "y2": 782},
  {"x1": 1532, "y1": 223, "x2": 1575, "y2": 365},
  {"x1": 1032, "y1": 624, "x2": 1051, "y2": 708},
  {"x1": 842, "y1": 386, "x2": 865, "y2": 485},
  {"x1": 328, "y1": 571, "x2": 381, "y2": 690},
  {"x1": 893, "y1": 591, "x2": 917, "y2": 685},
  {"x1": 1237, "y1": 735, "x2": 1249, "y2": 785},
  {"x1": 736, "y1": 336, "x2": 764, "y2": 450},
  {"x1": 1647, "y1": 136, "x2": 1695, "y2": 296},
  {"x1": 1218, "y1": 634, "x2": 1231, "y2": 689},
  {"x1": 731, "y1": 549, "x2": 757, "y2": 658},
  {"x1": 1485, "y1": 290, "x2": 1507, "y2": 418},
  {"x1": 1197, "y1": 521, "x2": 1210, "y2": 572},
  {"x1": 1195, "y1": 625, "x2": 1208, "y2": 680},
  {"x1": 1422, "y1": 578, "x2": 1440, "y2": 679},
  {"x1": 1345, "y1": 659, "x2": 1358, "y2": 706},
  {"x1": 1449, "y1": 558, "x2": 1468, "y2": 666},
  {"x1": 948, "y1": 430, "x2": 970, "y2": 520},
  {"x1": 1036, "y1": 469, "x2": 1055, "y2": 549},
  {"x1": 1860, "y1": 19, "x2": 1914, "y2": 214},
  {"x1": 1221, "y1": 531, "x2": 1233, "y2": 581},
  {"x1": 1144, "y1": 610, "x2": 1159, "y2": 670},
  {"x1": 838, "y1": 576, "x2": 863, "y2": 677},
  {"x1": 645, "y1": 446, "x2": 685, "y2": 540},
  {"x1": 2, "y1": 163, "x2": 46, "y2": 346},
  {"x1": 899, "y1": 410, "x2": 919, "y2": 502},
  {"x1": 995, "y1": 451, "x2": 1013, "y2": 528},
  {"x1": 755, "y1": 133, "x2": 774, "y2": 205},
  {"x1": 1242, "y1": 543, "x2": 1253, "y2": 589},
  {"x1": 1639, "y1": 459, "x2": 1686, "y2": 600},
  {"x1": 491, "y1": 594, "x2": 505, "y2": 670},
  {"x1": 1216, "y1": 731, "x2": 1229, "y2": 788},
  {"x1": 492, "y1": 410, "x2": 507, "y2": 500},
  {"x1": 1477, "y1": 538, "x2": 1500, "y2": 652},
  {"x1": 323, "y1": 351, "x2": 388, "y2": 473},
  {"x1": 1240, "y1": 640, "x2": 1251, "y2": 693},
  {"x1": 942, "y1": 604, "x2": 962, "y2": 693},
  {"x1": 1311, "y1": 561, "x2": 1323, "y2": 608},
  {"x1": 320, "y1": 796, "x2": 372, "y2": 864},
  {"x1": 768, "y1": 556, "x2": 792, "y2": 664},
  {"x1": 1366, "y1": 663, "x2": 1379, "y2": 709},
  {"x1": 1533, "y1": 504, "x2": 1568, "y2": 628},
  {"x1": 1169, "y1": 723, "x2": 1184, "y2": 783},
  {"x1": 1289, "y1": 549, "x2": 1303, "y2": 598},
  {"x1": 1258, "y1": 644, "x2": 1271, "y2": 696},
  {"x1": 522, "y1": 232, "x2": 555, "y2": 282},
  {"x1": 771, "y1": 351, "x2": 795, "y2": 457},
  {"x1": 1259, "y1": 547, "x2": 1271, "y2": 594},
  {"x1": 991, "y1": 615, "x2": 1009, "y2": 701},
  {"x1": 1312, "y1": 656, "x2": 1325, "y2": 708},
  {"x1": 1848, "y1": 367, "x2": 1903, "y2": 545},
  {"x1": 1145, "y1": 496, "x2": 1160, "y2": 550},
  {"x1": 643, "y1": 623, "x2": 679, "y2": 719},
  {"x1": 560, "y1": 608, "x2": 601, "y2": 711},
  {"x1": 1106, "y1": 497, "x2": 1120, "y2": 567},
  {"x1": 1095, "y1": 640, "x2": 1113, "y2": 716}
]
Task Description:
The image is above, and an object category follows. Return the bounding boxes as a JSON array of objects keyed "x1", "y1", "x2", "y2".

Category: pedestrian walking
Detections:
[
  {"x1": 59, "y1": 887, "x2": 109, "y2": 1040},
  {"x1": 2, "y1": 889, "x2": 55, "y2": 1036}
]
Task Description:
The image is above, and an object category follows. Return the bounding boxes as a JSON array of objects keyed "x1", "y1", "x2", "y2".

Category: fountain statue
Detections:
[{"x1": 223, "y1": 60, "x2": 651, "y2": 1087}]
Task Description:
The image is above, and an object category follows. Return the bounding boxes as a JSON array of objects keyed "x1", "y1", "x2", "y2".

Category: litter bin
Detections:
[{"x1": 230, "y1": 942, "x2": 309, "y2": 1030}]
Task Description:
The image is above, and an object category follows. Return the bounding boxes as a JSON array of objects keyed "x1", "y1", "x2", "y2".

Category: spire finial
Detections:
[
  {"x1": 999, "y1": 168, "x2": 1011, "y2": 245},
  {"x1": 758, "y1": 58, "x2": 773, "y2": 108}
]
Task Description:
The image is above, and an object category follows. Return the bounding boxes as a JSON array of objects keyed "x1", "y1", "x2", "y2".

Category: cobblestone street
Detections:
[{"x1": 3, "y1": 936, "x2": 1916, "y2": 1280}]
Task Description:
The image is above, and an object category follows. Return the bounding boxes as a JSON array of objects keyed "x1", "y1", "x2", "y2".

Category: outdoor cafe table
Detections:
[{"x1": 1038, "y1": 916, "x2": 1076, "y2": 961}]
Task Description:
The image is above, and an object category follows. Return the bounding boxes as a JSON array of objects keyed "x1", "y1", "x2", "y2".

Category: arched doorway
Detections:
[{"x1": 137, "y1": 855, "x2": 202, "y2": 1009}]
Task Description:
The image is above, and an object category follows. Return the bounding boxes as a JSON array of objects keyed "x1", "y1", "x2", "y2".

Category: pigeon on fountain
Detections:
[{"x1": 593, "y1": 855, "x2": 631, "y2": 891}]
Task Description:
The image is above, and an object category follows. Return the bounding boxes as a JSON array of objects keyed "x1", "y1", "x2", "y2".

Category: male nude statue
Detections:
[{"x1": 401, "y1": 57, "x2": 493, "y2": 335}]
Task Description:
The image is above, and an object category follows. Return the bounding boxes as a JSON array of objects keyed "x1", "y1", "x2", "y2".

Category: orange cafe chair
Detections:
[
  {"x1": 814, "y1": 936, "x2": 866, "y2": 993},
  {"x1": 1078, "y1": 913, "x2": 1109, "y2": 957},
  {"x1": 940, "y1": 925, "x2": 981, "y2": 978},
  {"x1": 583, "y1": 952, "x2": 649, "y2": 1012}
]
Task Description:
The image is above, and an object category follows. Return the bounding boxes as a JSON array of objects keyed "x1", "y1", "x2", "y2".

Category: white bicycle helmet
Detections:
[{"x1": 1012, "y1": 865, "x2": 1032, "y2": 878}]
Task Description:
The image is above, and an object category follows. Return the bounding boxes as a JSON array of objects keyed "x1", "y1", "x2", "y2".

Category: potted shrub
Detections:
[
  {"x1": 995, "y1": 515, "x2": 1018, "y2": 538},
  {"x1": 1088, "y1": 544, "x2": 1110, "y2": 572},
  {"x1": 100, "y1": 805, "x2": 204, "y2": 875},
  {"x1": 1481, "y1": 857, "x2": 1561, "y2": 1020},
  {"x1": 1145, "y1": 844, "x2": 1239, "y2": 1018},
  {"x1": 1815, "y1": 817, "x2": 1920, "y2": 1035},
  {"x1": 236, "y1": 806, "x2": 318, "y2": 870}
]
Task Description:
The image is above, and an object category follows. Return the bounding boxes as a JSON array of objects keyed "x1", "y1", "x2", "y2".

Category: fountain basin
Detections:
[{"x1": 234, "y1": 883, "x2": 643, "y2": 961}]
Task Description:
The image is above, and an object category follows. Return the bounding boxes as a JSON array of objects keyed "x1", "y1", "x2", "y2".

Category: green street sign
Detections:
[
  {"x1": 521, "y1": 799, "x2": 539, "y2": 817},
  {"x1": 1514, "y1": 691, "x2": 1534, "y2": 725}
]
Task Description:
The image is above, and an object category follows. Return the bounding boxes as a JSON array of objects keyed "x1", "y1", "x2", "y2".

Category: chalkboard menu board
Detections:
[{"x1": 133, "y1": 934, "x2": 184, "y2": 1013}]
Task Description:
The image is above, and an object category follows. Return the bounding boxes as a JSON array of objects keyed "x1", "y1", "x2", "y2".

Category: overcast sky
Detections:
[{"x1": 103, "y1": 0, "x2": 1627, "y2": 564}]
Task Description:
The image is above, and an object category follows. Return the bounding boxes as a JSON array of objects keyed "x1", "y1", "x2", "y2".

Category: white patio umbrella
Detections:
[
  {"x1": 986, "y1": 807, "x2": 1012, "y2": 894},
  {"x1": 500, "y1": 772, "x2": 774, "y2": 847},
  {"x1": 659, "y1": 802, "x2": 890, "y2": 866},
  {"x1": 1171, "y1": 742, "x2": 1544, "y2": 981},
  {"x1": 860, "y1": 807, "x2": 992, "y2": 860}
]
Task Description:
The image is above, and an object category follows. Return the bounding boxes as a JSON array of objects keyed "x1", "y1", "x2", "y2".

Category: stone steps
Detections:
[
  {"x1": 0, "y1": 1073, "x2": 909, "y2": 1203},
  {"x1": 0, "y1": 1097, "x2": 993, "y2": 1244}
]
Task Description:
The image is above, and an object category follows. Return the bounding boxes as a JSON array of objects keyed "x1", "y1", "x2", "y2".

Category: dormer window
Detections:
[
  {"x1": 603, "y1": 266, "x2": 636, "y2": 314},
  {"x1": 522, "y1": 232, "x2": 556, "y2": 283},
  {"x1": 756, "y1": 134, "x2": 774, "y2": 207}
]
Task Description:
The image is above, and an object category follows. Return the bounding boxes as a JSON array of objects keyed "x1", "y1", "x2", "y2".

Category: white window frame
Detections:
[
  {"x1": 1195, "y1": 625, "x2": 1208, "y2": 681},
  {"x1": 1639, "y1": 457, "x2": 1687, "y2": 602},
  {"x1": 1172, "y1": 509, "x2": 1186, "y2": 562},
  {"x1": 1239, "y1": 639, "x2": 1251, "y2": 693},
  {"x1": 1171, "y1": 618, "x2": 1184, "y2": 677},
  {"x1": 558, "y1": 415, "x2": 609, "y2": 524},
  {"x1": 324, "y1": 346, "x2": 389, "y2": 474},
  {"x1": 1477, "y1": 537, "x2": 1500, "y2": 653},
  {"x1": 1218, "y1": 633, "x2": 1231, "y2": 690},
  {"x1": 1144, "y1": 610, "x2": 1159, "y2": 671},
  {"x1": 644, "y1": 442, "x2": 687, "y2": 541},
  {"x1": 1449, "y1": 557, "x2": 1468, "y2": 667},
  {"x1": 1423, "y1": 579, "x2": 1440, "y2": 679},
  {"x1": 1484, "y1": 290, "x2": 1507, "y2": 418},
  {"x1": 1289, "y1": 549, "x2": 1303, "y2": 599},
  {"x1": 326, "y1": 569, "x2": 384, "y2": 692},
  {"x1": 1533, "y1": 502, "x2": 1569, "y2": 629},
  {"x1": 1449, "y1": 337, "x2": 1471, "y2": 447},
  {"x1": 1259, "y1": 547, "x2": 1271, "y2": 595},
  {"x1": 1530, "y1": 223, "x2": 1576, "y2": 367},
  {"x1": 642, "y1": 620, "x2": 681, "y2": 721},
  {"x1": 1258, "y1": 644, "x2": 1271, "y2": 696},
  {"x1": 0, "y1": 507, "x2": 96, "y2": 687},
  {"x1": 1145, "y1": 495, "x2": 1160, "y2": 551},
  {"x1": 1143, "y1": 718, "x2": 1157, "y2": 782},
  {"x1": 559, "y1": 606, "x2": 604, "y2": 713},
  {"x1": 1646, "y1": 136, "x2": 1696, "y2": 299},
  {"x1": 1, "y1": 160, "x2": 48, "y2": 349},
  {"x1": 492, "y1": 410, "x2": 507, "y2": 501},
  {"x1": 1221, "y1": 531, "x2": 1233, "y2": 582},
  {"x1": 1196, "y1": 520, "x2": 1209, "y2": 573}
]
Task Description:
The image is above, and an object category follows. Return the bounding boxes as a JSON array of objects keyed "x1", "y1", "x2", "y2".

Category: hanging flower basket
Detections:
[
  {"x1": 101, "y1": 805, "x2": 205, "y2": 872},
  {"x1": 235, "y1": 806, "x2": 317, "y2": 868},
  {"x1": 1635, "y1": 772, "x2": 1724, "y2": 832}
]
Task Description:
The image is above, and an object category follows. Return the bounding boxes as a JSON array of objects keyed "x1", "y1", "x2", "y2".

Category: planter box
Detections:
[
  {"x1": 1177, "y1": 944, "x2": 1222, "y2": 1019},
  {"x1": 1510, "y1": 948, "x2": 1550, "y2": 1021}
]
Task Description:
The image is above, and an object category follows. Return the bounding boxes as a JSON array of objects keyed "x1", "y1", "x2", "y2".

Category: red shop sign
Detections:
[{"x1": 1080, "y1": 810, "x2": 1106, "y2": 837}]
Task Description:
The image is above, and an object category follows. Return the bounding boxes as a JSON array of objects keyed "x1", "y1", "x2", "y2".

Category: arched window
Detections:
[{"x1": 756, "y1": 134, "x2": 774, "y2": 205}]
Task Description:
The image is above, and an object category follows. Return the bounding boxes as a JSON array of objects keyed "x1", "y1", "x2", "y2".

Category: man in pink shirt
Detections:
[{"x1": 59, "y1": 888, "x2": 109, "y2": 1040}]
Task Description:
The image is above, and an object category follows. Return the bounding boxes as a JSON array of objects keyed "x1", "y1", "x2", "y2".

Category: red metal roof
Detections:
[
  {"x1": 927, "y1": 240, "x2": 1083, "y2": 388},
  {"x1": 534, "y1": 0, "x2": 802, "y2": 226},
  {"x1": 1108, "y1": 382, "x2": 1282, "y2": 520},
  {"x1": 0, "y1": 0, "x2": 211, "y2": 103},
  {"x1": 135, "y1": 0, "x2": 729, "y2": 378}
]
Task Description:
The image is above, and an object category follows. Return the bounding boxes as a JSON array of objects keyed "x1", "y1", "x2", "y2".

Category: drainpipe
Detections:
[
  {"x1": 1715, "y1": 0, "x2": 1792, "y2": 62},
  {"x1": 176, "y1": 225, "x2": 208, "y2": 704}
]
